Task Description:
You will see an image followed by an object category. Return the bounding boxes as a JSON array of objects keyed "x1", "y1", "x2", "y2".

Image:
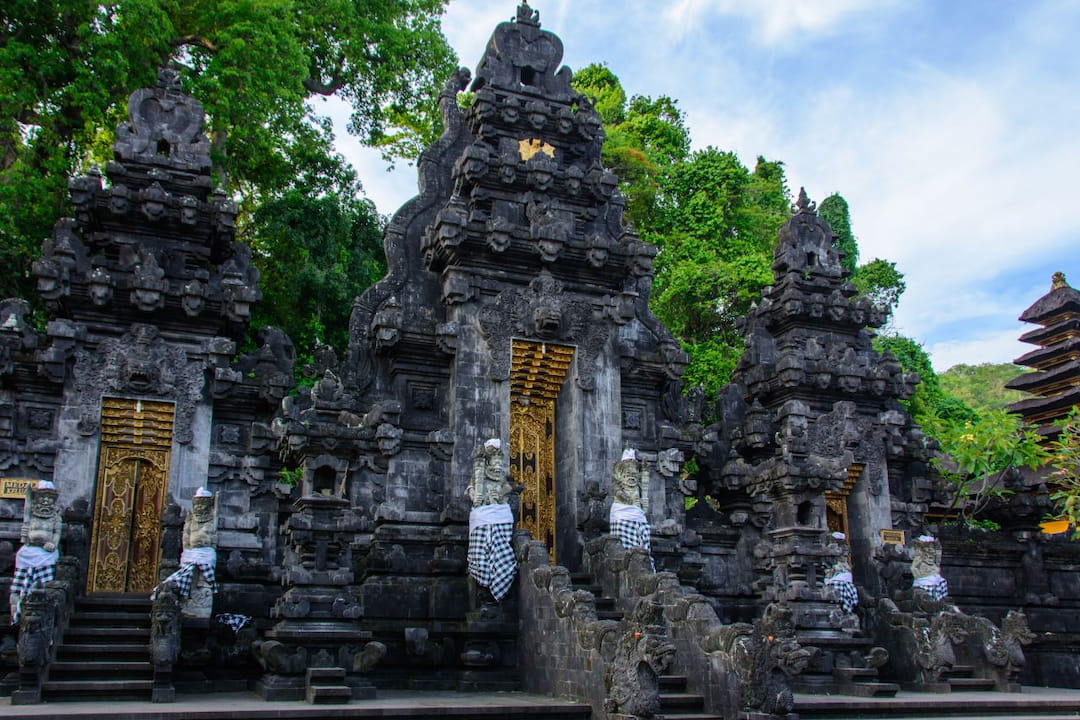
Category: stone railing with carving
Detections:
[
  {"x1": 11, "y1": 557, "x2": 78, "y2": 705},
  {"x1": 583, "y1": 535, "x2": 811, "y2": 719},
  {"x1": 149, "y1": 581, "x2": 182, "y2": 702},
  {"x1": 517, "y1": 538, "x2": 674, "y2": 720},
  {"x1": 875, "y1": 595, "x2": 1032, "y2": 692}
]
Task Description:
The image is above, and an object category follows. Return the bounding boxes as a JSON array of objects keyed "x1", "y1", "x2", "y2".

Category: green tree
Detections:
[
  {"x1": 921, "y1": 409, "x2": 1049, "y2": 525},
  {"x1": 851, "y1": 258, "x2": 906, "y2": 316},
  {"x1": 651, "y1": 152, "x2": 789, "y2": 395},
  {"x1": 872, "y1": 334, "x2": 978, "y2": 424},
  {"x1": 0, "y1": 0, "x2": 455, "y2": 302},
  {"x1": 572, "y1": 63, "x2": 691, "y2": 230},
  {"x1": 818, "y1": 193, "x2": 857, "y2": 273},
  {"x1": 939, "y1": 363, "x2": 1032, "y2": 416},
  {"x1": 1048, "y1": 408, "x2": 1080, "y2": 531}
]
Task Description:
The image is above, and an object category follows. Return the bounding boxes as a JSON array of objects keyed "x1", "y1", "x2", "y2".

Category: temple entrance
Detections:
[
  {"x1": 825, "y1": 463, "x2": 863, "y2": 538},
  {"x1": 509, "y1": 340, "x2": 574, "y2": 563},
  {"x1": 86, "y1": 397, "x2": 175, "y2": 593}
]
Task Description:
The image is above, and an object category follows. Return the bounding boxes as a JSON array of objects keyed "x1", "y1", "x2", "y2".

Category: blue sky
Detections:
[{"x1": 328, "y1": 0, "x2": 1080, "y2": 373}]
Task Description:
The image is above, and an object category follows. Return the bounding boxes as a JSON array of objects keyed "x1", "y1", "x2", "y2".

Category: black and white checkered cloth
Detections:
[
  {"x1": 9, "y1": 564, "x2": 55, "y2": 624},
  {"x1": 215, "y1": 613, "x2": 251, "y2": 633},
  {"x1": 156, "y1": 560, "x2": 217, "y2": 599},
  {"x1": 611, "y1": 518, "x2": 655, "y2": 571},
  {"x1": 914, "y1": 575, "x2": 949, "y2": 602},
  {"x1": 467, "y1": 522, "x2": 516, "y2": 601},
  {"x1": 826, "y1": 573, "x2": 859, "y2": 612}
]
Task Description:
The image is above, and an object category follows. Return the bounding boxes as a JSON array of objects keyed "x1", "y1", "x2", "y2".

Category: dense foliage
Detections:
[
  {"x1": 1, "y1": 0, "x2": 456, "y2": 361},
  {"x1": 939, "y1": 363, "x2": 1031, "y2": 416},
  {"x1": 573, "y1": 64, "x2": 789, "y2": 396}
]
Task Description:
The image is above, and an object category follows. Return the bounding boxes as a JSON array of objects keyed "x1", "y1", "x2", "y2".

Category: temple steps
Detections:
[
  {"x1": 44, "y1": 594, "x2": 154, "y2": 702},
  {"x1": 794, "y1": 686, "x2": 1080, "y2": 719}
]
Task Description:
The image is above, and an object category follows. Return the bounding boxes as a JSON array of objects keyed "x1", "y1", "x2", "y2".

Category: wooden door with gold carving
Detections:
[
  {"x1": 87, "y1": 398, "x2": 174, "y2": 594},
  {"x1": 825, "y1": 463, "x2": 863, "y2": 539},
  {"x1": 509, "y1": 340, "x2": 573, "y2": 563}
]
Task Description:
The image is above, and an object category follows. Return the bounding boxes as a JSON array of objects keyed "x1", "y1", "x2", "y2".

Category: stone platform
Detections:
[
  {"x1": 0, "y1": 690, "x2": 592, "y2": 720},
  {"x1": 795, "y1": 685, "x2": 1080, "y2": 719}
]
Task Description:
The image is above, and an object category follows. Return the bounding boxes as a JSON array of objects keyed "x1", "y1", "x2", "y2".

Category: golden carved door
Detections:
[
  {"x1": 825, "y1": 463, "x2": 863, "y2": 538},
  {"x1": 87, "y1": 398, "x2": 174, "y2": 594},
  {"x1": 509, "y1": 340, "x2": 573, "y2": 563}
]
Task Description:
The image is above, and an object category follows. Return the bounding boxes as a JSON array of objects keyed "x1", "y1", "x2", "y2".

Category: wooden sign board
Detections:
[
  {"x1": 0, "y1": 478, "x2": 40, "y2": 499},
  {"x1": 879, "y1": 529, "x2": 906, "y2": 546}
]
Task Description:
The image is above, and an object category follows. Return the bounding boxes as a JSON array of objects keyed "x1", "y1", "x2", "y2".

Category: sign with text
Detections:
[
  {"x1": 879, "y1": 528, "x2": 906, "y2": 546},
  {"x1": 0, "y1": 478, "x2": 40, "y2": 499}
]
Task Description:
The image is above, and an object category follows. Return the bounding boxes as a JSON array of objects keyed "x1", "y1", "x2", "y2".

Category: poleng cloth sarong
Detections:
[
  {"x1": 10, "y1": 544, "x2": 58, "y2": 624},
  {"x1": 153, "y1": 546, "x2": 217, "y2": 599},
  {"x1": 610, "y1": 502, "x2": 654, "y2": 569},
  {"x1": 913, "y1": 573, "x2": 949, "y2": 602},
  {"x1": 825, "y1": 570, "x2": 859, "y2": 612},
  {"x1": 467, "y1": 504, "x2": 516, "y2": 601}
]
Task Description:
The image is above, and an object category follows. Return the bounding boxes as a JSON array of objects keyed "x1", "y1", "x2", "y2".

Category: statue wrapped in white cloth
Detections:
[
  {"x1": 911, "y1": 534, "x2": 948, "y2": 602},
  {"x1": 466, "y1": 439, "x2": 516, "y2": 601},
  {"x1": 9, "y1": 481, "x2": 61, "y2": 624},
  {"x1": 824, "y1": 531, "x2": 858, "y2": 612},
  {"x1": 609, "y1": 449, "x2": 653, "y2": 567},
  {"x1": 154, "y1": 487, "x2": 218, "y2": 619}
]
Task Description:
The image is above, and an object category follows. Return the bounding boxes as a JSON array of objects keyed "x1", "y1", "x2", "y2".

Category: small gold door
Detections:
[
  {"x1": 509, "y1": 340, "x2": 573, "y2": 563},
  {"x1": 825, "y1": 463, "x2": 863, "y2": 538},
  {"x1": 87, "y1": 398, "x2": 174, "y2": 594}
]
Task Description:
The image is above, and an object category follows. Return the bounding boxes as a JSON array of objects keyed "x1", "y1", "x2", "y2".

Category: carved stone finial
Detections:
[
  {"x1": 793, "y1": 187, "x2": 817, "y2": 215},
  {"x1": 515, "y1": 2, "x2": 540, "y2": 26},
  {"x1": 1051, "y1": 271, "x2": 1069, "y2": 290}
]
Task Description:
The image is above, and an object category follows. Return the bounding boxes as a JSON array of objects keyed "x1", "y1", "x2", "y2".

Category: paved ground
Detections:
[{"x1": 0, "y1": 689, "x2": 592, "y2": 719}]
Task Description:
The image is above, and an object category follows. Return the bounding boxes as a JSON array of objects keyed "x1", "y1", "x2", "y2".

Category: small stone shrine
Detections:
[{"x1": 2, "y1": 2, "x2": 1080, "y2": 716}]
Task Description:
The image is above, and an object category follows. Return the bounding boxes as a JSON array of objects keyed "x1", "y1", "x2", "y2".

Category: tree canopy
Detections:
[
  {"x1": 572, "y1": 63, "x2": 789, "y2": 396},
  {"x1": 0, "y1": 0, "x2": 457, "y2": 334}
]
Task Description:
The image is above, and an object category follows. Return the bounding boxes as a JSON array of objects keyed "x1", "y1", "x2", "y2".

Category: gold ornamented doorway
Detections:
[
  {"x1": 87, "y1": 398, "x2": 175, "y2": 594},
  {"x1": 509, "y1": 340, "x2": 573, "y2": 563},
  {"x1": 825, "y1": 463, "x2": 863, "y2": 538}
]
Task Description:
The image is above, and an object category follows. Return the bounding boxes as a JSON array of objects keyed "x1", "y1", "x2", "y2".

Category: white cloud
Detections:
[
  {"x1": 927, "y1": 326, "x2": 1029, "y2": 372},
  {"x1": 661, "y1": 0, "x2": 899, "y2": 45}
]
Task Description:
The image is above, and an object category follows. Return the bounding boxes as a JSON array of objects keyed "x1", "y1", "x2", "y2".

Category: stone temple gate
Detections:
[{"x1": 1, "y1": 3, "x2": 1079, "y2": 717}]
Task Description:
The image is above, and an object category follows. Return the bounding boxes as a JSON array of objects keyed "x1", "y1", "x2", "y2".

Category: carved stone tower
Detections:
[{"x1": 696, "y1": 190, "x2": 933, "y2": 692}]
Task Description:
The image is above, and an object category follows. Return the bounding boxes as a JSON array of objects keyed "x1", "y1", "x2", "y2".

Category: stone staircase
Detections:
[{"x1": 44, "y1": 594, "x2": 154, "y2": 701}]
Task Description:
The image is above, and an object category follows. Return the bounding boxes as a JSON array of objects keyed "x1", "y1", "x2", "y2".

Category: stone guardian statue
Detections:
[
  {"x1": 823, "y1": 531, "x2": 858, "y2": 612},
  {"x1": 154, "y1": 487, "x2": 218, "y2": 620},
  {"x1": 466, "y1": 439, "x2": 516, "y2": 601},
  {"x1": 9, "y1": 481, "x2": 61, "y2": 624},
  {"x1": 911, "y1": 534, "x2": 948, "y2": 602},
  {"x1": 609, "y1": 449, "x2": 654, "y2": 566}
]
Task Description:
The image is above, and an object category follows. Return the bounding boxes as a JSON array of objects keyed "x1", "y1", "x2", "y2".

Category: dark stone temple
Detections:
[{"x1": 1, "y1": 4, "x2": 1079, "y2": 718}]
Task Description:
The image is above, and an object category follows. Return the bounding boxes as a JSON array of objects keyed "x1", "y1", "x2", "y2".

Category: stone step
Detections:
[
  {"x1": 943, "y1": 664, "x2": 975, "y2": 678},
  {"x1": 76, "y1": 595, "x2": 153, "y2": 613},
  {"x1": 661, "y1": 714, "x2": 725, "y2": 720},
  {"x1": 597, "y1": 610, "x2": 623, "y2": 621},
  {"x1": 307, "y1": 667, "x2": 347, "y2": 682},
  {"x1": 795, "y1": 687, "x2": 1080, "y2": 719},
  {"x1": 41, "y1": 678, "x2": 153, "y2": 702},
  {"x1": 69, "y1": 611, "x2": 150, "y2": 626},
  {"x1": 56, "y1": 642, "x2": 150, "y2": 657},
  {"x1": 659, "y1": 674, "x2": 689, "y2": 691},
  {"x1": 64, "y1": 625, "x2": 151, "y2": 639},
  {"x1": 306, "y1": 684, "x2": 353, "y2": 704},
  {"x1": 50, "y1": 660, "x2": 153, "y2": 679},
  {"x1": 835, "y1": 681, "x2": 901, "y2": 698},
  {"x1": 660, "y1": 691, "x2": 706, "y2": 710},
  {"x1": 948, "y1": 677, "x2": 998, "y2": 691}
]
